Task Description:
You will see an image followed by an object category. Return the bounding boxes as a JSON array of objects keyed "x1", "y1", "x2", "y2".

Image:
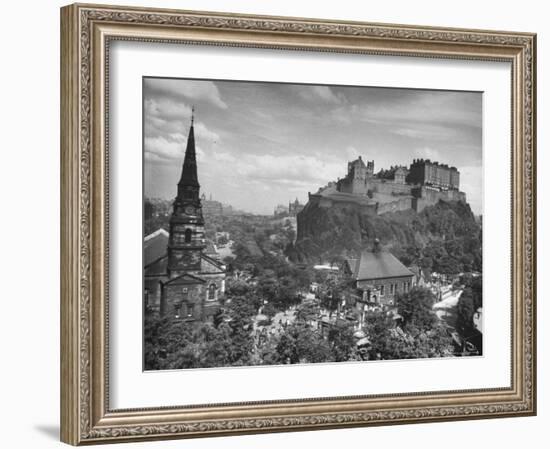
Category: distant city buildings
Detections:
[
  {"x1": 274, "y1": 204, "x2": 288, "y2": 216},
  {"x1": 144, "y1": 198, "x2": 172, "y2": 218},
  {"x1": 288, "y1": 198, "x2": 304, "y2": 216},
  {"x1": 274, "y1": 198, "x2": 305, "y2": 217},
  {"x1": 201, "y1": 193, "x2": 223, "y2": 216}
]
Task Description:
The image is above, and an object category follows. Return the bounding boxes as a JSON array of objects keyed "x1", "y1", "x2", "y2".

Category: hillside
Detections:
[{"x1": 289, "y1": 200, "x2": 482, "y2": 274}]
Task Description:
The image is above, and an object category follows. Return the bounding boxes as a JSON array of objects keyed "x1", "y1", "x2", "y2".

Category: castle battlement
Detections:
[
  {"x1": 302, "y1": 155, "x2": 466, "y2": 216},
  {"x1": 411, "y1": 158, "x2": 458, "y2": 171}
]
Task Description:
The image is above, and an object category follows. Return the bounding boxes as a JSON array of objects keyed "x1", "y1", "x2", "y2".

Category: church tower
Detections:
[{"x1": 167, "y1": 108, "x2": 206, "y2": 277}]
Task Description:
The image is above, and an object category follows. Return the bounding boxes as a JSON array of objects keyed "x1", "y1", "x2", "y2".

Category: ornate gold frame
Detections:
[{"x1": 60, "y1": 3, "x2": 536, "y2": 445}]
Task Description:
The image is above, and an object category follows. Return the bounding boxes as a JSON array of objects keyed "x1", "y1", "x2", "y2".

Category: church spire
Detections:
[
  {"x1": 168, "y1": 106, "x2": 205, "y2": 276},
  {"x1": 178, "y1": 107, "x2": 199, "y2": 189}
]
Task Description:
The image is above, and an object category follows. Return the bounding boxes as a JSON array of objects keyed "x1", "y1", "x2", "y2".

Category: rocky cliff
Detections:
[{"x1": 289, "y1": 199, "x2": 481, "y2": 273}]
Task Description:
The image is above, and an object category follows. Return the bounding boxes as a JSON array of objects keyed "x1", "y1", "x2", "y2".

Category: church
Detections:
[{"x1": 144, "y1": 111, "x2": 226, "y2": 322}]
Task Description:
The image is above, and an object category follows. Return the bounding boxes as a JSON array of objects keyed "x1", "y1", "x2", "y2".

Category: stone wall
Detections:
[
  {"x1": 144, "y1": 277, "x2": 164, "y2": 311},
  {"x1": 338, "y1": 176, "x2": 369, "y2": 195},
  {"x1": 356, "y1": 275, "x2": 414, "y2": 306},
  {"x1": 376, "y1": 196, "x2": 414, "y2": 214},
  {"x1": 168, "y1": 248, "x2": 203, "y2": 274},
  {"x1": 160, "y1": 271, "x2": 224, "y2": 321},
  {"x1": 306, "y1": 180, "x2": 466, "y2": 217},
  {"x1": 412, "y1": 187, "x2": 466, "y2": 212},
  {"x1": 309, "y1": 193, "x2": 378, "y2": 214},
  {"x1": 163, "y1": 282, "x2": 205, "y2": 319},
  {"x1": 369, "y1": 178, "x2": 413, "y2": 195}
]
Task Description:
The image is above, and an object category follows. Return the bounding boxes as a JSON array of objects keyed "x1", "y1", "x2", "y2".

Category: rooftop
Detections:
[
  {"x1": 349, "y1": 249, "x2": 413, "y2": 281},
  {"x1": 144, "y1": 229, "x2": 169, "y2": 266}
]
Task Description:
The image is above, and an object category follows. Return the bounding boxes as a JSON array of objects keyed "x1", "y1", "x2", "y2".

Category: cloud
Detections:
[
  {"x1": 210, "y1": 151, "x2": 342, "y2": 188},
  {"x1": 413, "y1": 147, "x2": 443, "y2": 162},
  {"x1": 144, "y1": 136, "x2": 182, "y2": 162},
  {"x1": 144, "y1": 97, "x2": 191, "y2": 140},
  {"x1": 144, "y1": 135, "x2": 207, "y2": 164},
  {"x1": 144, "y1": 95, "x2": 220, "y2": 164},
  {"x1": 144, "y1": 78, "x2": 228, "y2": 109},
  {"x1": 459, "y1": 165, "x2": 483, "y2": 215},
  {"x1": 295, "y1": 85, "x2": 345, "y2": 105},
  {"x1": 144, "y1": 96, "x2": 190, "y2": 121},
  {"x1": 392, "y1": 124, "x2": 454, "y2": 140},
  {"x1": 331, "y1": 90, "x2": 481, "y2": 137},
  {"x1": 344, "y1": 146, "x2": 362, "y2": 161},
  {"x1": 144, "y1": 98, "x2": 220, "y2": 138},
  {"x1": 194, "y1": 122, "x2": 220, "y2": 142}
]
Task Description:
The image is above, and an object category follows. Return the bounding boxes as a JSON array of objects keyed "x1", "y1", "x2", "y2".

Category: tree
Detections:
[
  {"x1": 437, "y1": 255, "x2": 461, "y2": 276},
  {"x1": 363, "y1": 310, "x2": 453, "y2": 360},
  {"x1": 262, "y1": 302, "x2": 277, "y2": 320},
  {"x1": 472, "y1": 277, "x2": 482, "y2": 310},
  {"x1": 212, "y1": 308, "x2": 225, "y2": 328},
  {"x1": 196, "y1": 323, "x2": 233, "y2": 368},
  {"x1": 144, "y1": 199, "x2": 154, "y2": 220},
  {"x1": 363, "y1": 311, "x2": 403, "y2": 360},
  {"x1": 412, "y1": 325, "x2": 454, "y2": 358},
  {"x1": 420, "y1": 256, "x2": 433, "y2": 271},
  {"x1": 328, "y1": 324, "x2": 359, "y2": 362},
  {"x1": 295, "y1": 301, "x2": 320, "y2": 323},
  {"x1": 224, "y1": 293, "x2": 256, "y2": 366},
  {"x1": 270, "y1": 322, "x2": 333, "y2": 364},
  {"x1": 396, "y1": 287, "x2": 438, "y2": 332},
  {"x1": 456, "y1": 288, "x2": 475, "y2": 336},
  {"x1": 320, "y1": 274, "x2": 353, "y2": 312},
  {"x1": 143, "y1": 312, "x2": 171, "y2": 370}
]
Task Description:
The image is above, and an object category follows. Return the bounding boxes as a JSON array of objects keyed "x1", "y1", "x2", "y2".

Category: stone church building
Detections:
[
  {"x1": 344, "y1": 241, "x2": 414, "y2": 309},
  {"x1": 144, "y1": 112, "x2": 225, "y2": 322}
]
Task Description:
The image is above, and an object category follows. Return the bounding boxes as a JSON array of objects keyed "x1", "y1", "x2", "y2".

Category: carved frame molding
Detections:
[{"x1": 60, "y1": 3, "x2": 536, "y2": 445}]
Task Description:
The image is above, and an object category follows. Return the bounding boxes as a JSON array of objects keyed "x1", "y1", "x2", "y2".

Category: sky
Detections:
[{"x1": 143, "y1": 77, "x2": 483, "y2": 215}]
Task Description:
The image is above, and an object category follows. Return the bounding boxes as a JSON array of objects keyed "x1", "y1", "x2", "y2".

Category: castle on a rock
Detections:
[{"x1": 306, "y1": 156, "x2": 466, "y2": 214}]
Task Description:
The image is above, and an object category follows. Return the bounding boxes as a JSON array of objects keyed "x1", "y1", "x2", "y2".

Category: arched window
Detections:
[
  {"x1": 184, "y1": 228, "x2": 192, "y2": 243},
  {"x1": 174, "y1": 303, "x2": 181, "y2": 319},
  {"x1": 207, "y1": 284, "x2": 217, "y2": 301}
]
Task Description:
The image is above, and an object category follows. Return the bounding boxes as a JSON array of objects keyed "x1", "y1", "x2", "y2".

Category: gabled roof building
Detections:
[{"x1": 345, "y1": 242, "x2": 414, "y2": 308}]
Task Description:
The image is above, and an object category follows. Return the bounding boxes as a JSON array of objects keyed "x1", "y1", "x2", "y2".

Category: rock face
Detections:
[{"x1": 290, "y1": 199, "x2": 481, "y2": 265}]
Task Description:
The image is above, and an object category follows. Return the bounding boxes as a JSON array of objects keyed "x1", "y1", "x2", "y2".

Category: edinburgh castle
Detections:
[{"x1": 305, "y1": 156, "x2": 466, "y2": 215}]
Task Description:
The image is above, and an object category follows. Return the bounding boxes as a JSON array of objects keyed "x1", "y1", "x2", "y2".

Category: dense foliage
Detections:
[
  {"x1": 292, "y1": 200, "x2": 482, "y2": 276},
  {"x1": 454, "y1": 274, "x2": 483, "y2": 353},
  {"x1": 144, "y1": 285, "x2": 455, "y2": 370}
]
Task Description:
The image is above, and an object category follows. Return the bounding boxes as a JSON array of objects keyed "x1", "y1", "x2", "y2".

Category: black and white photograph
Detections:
[{"x1": 143, "y1": 77, "x2": 483, "y2": 370}]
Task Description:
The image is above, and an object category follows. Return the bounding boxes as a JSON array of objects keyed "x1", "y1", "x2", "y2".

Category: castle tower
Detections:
[
  {"x1": 366, "y1": 160, "x2": 374, "y2": 177},
  {"x1": 167, "y1": 108, "x2": 206, "y2": 277}
]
